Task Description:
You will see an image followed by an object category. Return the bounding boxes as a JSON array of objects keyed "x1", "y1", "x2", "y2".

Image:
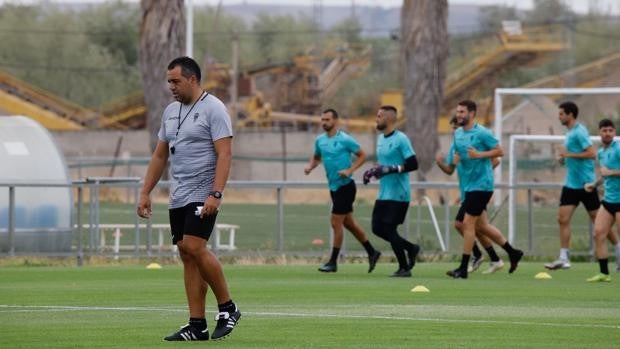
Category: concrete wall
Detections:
[{"x1": 51, "y1": 129, "x2": 455, "y2": 182}]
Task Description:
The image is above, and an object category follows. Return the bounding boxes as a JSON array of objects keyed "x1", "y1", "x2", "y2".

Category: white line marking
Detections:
[{"x1": 1, "y1": 304, "x2": 618, "y2": 330}]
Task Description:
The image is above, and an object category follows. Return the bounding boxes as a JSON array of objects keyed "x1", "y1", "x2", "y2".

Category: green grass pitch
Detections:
[{"x1": 1, "y1": 262, "x2": 619, "y2": 348}]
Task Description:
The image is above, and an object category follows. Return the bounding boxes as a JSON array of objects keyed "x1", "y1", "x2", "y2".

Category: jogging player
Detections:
[
  {"x1": 363, "y1": 105, "x2": 420, "y2": 277},
  {"x1": 304, "y1": 108, "x2": 382, "y2": 273},
  {"x1": 585, "y1": 118, "x2": 620, "y2": 282},
  {"x1": 436, "y1": 115, "x2": 504, "y2": 274},
  {"x1": 545, "y1": 101, "x2": 620, "y2": 270},
  {"x1": 446, "y1": 100, "x2": 523, "y2": 279}
]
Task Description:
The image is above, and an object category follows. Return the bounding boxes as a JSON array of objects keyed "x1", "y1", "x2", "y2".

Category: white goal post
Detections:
[{"x1": 494, "y1": 87, "x2": 620, "y2": 243}]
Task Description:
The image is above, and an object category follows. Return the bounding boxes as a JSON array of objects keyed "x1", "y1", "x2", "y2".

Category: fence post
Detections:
[
  {"x1": 8, "y1": 186, "x2": 15, "y2": 256},
  {"x1": 276, "y1": 186, "x2": 284, "y2": 253},
  {"x1": 76, "y1": 186, "x2": 83, "y2": 266},
  {"x1": 444, "y1": 189, "x2": 451, "y2": 251},
  {"x1": 527, "y1": 188, "x2": 533, "y2": 253}
]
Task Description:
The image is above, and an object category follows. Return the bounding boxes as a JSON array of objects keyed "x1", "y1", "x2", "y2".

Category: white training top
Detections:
[{"x1": 157, "y1": 92, "x2": 233, "y2": 208}]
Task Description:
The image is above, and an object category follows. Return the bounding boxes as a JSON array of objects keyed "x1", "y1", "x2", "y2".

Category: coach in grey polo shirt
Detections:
[{"x1": 138, "y1": 57, "x2": 240, "y2": 341}]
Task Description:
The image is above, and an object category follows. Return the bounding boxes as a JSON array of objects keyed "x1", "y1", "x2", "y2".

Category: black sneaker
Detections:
[
  {"x1": 446, "y1": 268, "x2": 468, "y2": 279},
  {"x1": 318, "y1": 262, "x2": 337, "y2": 273},
  {"x1": 368, "y1": 250, "x2": 381, "y2": 273},
  {"x1": 164, "y1": 324, "x2": 209, "y2": 341},
  {"x1": 389, "y1": 268, "x2": 412, "y2": 277},
  {"x1": 407, "y1": 244, "x2": 421, "y2": 270},
  {"x1": 509, "y1": 249, "x2": 524, "y2": 274},
  {"x1": 211, "y1": 306, "x2": 241, "y2": 340}
]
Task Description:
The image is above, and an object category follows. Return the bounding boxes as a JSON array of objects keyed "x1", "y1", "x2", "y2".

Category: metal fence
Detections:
[{"x1": 0, "y1": 179, "x2": 595, "y2": 265}]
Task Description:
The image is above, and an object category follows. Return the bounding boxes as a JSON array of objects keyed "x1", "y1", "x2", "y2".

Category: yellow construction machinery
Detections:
[
  {"x1": 0, "y1": 70, "x2": 94, "y2": 130},
  {"x1": 236, "y1": 44, "x2": 371, "y2": 129}
]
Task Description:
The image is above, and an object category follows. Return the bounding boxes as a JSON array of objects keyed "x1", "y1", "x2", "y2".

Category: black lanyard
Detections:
[
  {"x1": 176, "y1": 91, "x2": 206, "y2": 137},
  {"x1": 171, "y1": 91, "x2": 207, "y2": 155}
]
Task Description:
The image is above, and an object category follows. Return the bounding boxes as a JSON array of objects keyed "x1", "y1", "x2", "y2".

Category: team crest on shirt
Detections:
[{"x1": 193, "y1": 113, "x2": 199, "y2": 122}]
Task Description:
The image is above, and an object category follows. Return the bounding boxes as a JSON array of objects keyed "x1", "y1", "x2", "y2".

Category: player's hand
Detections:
[
  {"x1": 201, "y1": 196, "x2": 220, "y2": 218},
  {"x1": 304, "y1": 165, "x2": 312, "y2": 175},
  {"x1": 137, "y1": 193, "x2": 152, "y2": 218},
  {"x1": 435, "y1": 152, "x2": 445, "y2": 164},
  {"x1": 452, "y1": 152, "x2": 461, "y2": 165},
  {"x1": 584, "y1": 182, "x2": 596, "y2": 192},
  {"x1": 338, "y1": 168, "x2": 352, "y2": 177},
  {"x1": 557, "y1": 155, "x2": 565, "y2": 165},
  {"x1": 557, "y1": 147, "x2": 567, "y2": 165},
  {"x1": 467, "y1": 147, "x2": 478, "y2": 159},
  {"x1": 601, "y1": 166, "x2": 611, "y2": 177},
  {"x1": 363, "y1": 166, "x2": 379, "y2": 185}
]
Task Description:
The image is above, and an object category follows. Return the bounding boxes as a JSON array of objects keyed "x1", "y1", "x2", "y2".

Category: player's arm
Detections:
[
  {"x1": 304, "y1": 154, "x2": 321, "y2": 175},
  {"x1": 201, "y1": 136, "x2": 232, "y2": 217},
  {"x1": 492, "y1": 157, "x2": 500, "y2": 169},
  {"x1": 435, "y1": 152, "x2": 455, "y2": 175},
  {"x1": 339, "y1": 148, "x2": 366, "y2": 177},
  {"x1": 375, "y1": 155, "x2": 418, "y2": 176},
  {"x1": 562, "y1": 145, "x2": 596, "y2": 159},
  {"x1": 585, "y1": 177, "x2": 604, "y2": 192},
  {"x1": 600, "y1": 166, "x2": 620, "y2": 177},
  {"x1": 137, "y1": 140, "x2": 169, "y2": 218},
  {"x1": 468, "y1": 144, "x2": 503, "y2": 160}
]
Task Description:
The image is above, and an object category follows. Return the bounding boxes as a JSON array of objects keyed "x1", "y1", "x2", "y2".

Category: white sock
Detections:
[
  {"x1": 615, "y1": 243, "x2": 620, "y2": 258},
  {"x1": 560, "y1": 248, "x2": 569, "y2": 261}
]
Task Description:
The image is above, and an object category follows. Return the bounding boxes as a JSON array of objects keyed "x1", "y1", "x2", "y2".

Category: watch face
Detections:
[{"x1": 211, "y1": 191, "x2": 222, "y2": 199}]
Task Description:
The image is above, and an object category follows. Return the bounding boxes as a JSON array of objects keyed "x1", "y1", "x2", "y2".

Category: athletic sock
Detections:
[
  {"x1": 485, "y1": 246, "x2": 500, "y2": 262},
  {"x1": 560, "y1": 248, "x2": 570, "y2": 261},
  {"x1": 218, "y1": 300, "x2": 236, "y2": 313},
  {"x1": 362, "y1": 241, "x2": 374, "y2": 256},
  {"x1": 189, "y1": 317, "x2": 207, "y2": 331},
  {"x1": 459, "y1": 254, "x2": 470, "y2": 272},
  {"x1": 599, "y1": 258, "x2": 609, "y2": 275},
  {"x1": 615, "y1": 243, "x2": 620, "y2": 258},
  {"x1": 502, "y1": 242, "x2": 517, "y2": 255},
  {"x1": 329, "y1": 247, "x2": 340, "y2": 264},
  {"x1": 472, "y1": 243, "x2": 482, "y2": 259}
]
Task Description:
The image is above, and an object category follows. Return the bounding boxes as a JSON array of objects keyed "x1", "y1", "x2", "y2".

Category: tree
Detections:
[
  {"x1": 401, "y1": 0, "x2": 448, "y2": 181},
  {"x1": 139, "y1": 0, "x2": 185, "y2": 151}
]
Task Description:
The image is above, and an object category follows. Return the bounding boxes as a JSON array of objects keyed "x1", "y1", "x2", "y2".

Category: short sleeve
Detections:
[{"x1": 208, "y1": 100, "x2": 233, "y2": 141}]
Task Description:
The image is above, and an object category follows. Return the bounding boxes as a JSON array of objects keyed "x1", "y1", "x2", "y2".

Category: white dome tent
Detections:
[{"x1": 0, "y1": 116, "x2": 72, "y2": 252}]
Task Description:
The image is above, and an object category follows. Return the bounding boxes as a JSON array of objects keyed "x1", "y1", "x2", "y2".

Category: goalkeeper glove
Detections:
[
  {"x1": 376, "y1": 165, "x2": 400, "y2": 177},
  {"x1": 363, "y1": 165, "x2": 400, "y2": 185}
]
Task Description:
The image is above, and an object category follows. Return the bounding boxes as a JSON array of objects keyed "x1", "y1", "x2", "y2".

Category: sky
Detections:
[{"x1": 0, "y1": 0, "x2": 619, "y2": 14}]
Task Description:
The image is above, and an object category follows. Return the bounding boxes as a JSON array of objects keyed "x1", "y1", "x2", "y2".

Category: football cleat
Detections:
[
  {"x1": 211, "y1": 306, "x2": 241, "y2": 340},
  {"x1": 368, "y1": 250, "x2": 381, "y2": 273},
  {"x1": 318, "y1": 262, "x2": 337, "y2": 273},
  {"x1": 544, "y1": 259, "x2": 571, "y2": 270},
  {"x1": 586, "y1": 273, "x2": 611, "y2": 282},
  {"x1": 481, "y1": 260, "x2": 504, "y2": 274},
  {"x1": 164, "y1": 324, "x2": 209, "y2": 341}
]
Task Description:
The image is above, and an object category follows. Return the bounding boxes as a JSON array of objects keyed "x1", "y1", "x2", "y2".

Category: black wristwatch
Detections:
[{"x1": 209, "y1": 191, "x2": 222, "y2": 199}]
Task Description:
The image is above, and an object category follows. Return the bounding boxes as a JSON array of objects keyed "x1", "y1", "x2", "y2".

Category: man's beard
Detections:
[
  {"x1": 322, "y1": 124, "x2": 332, "y2": 132},
  {"x1": 376, "y1": 123, "x2": 386, "y2": 131}
]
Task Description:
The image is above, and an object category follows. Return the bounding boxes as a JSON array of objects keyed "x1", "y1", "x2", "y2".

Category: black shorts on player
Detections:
[
  {"x1": 169, "y1": 202, "x2": 218, "y2": 244},
  {"x1": 559, "y1": 186, "x2": 600, "y2": 211},
  {"x1": 330, "y1": 180, "x2": 356, "y2": 215}
]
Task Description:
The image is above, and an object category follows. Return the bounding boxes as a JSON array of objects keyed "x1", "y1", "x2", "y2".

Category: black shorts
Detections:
[
  {"x1": 455, "y1": 204, "x2": 466, "y2": 222},
  {"x1": 602, "y1": 201, "x2": 620, "y2": 215},
  {"x1": 372, "y1": 200, "x2": 409, "y2": 226},
  {"x1": 559, "y1": 186, "x2": 600, "y2": 211},
  {"x1": 169, "y1": 202, "x2": 218, "y2": 245},
  {"x1": 330, "y1": 180, "x2": 356, "y2": 215},
  {"x1": 463, "y1": 191, "x2": 493, "y2": 217}
]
